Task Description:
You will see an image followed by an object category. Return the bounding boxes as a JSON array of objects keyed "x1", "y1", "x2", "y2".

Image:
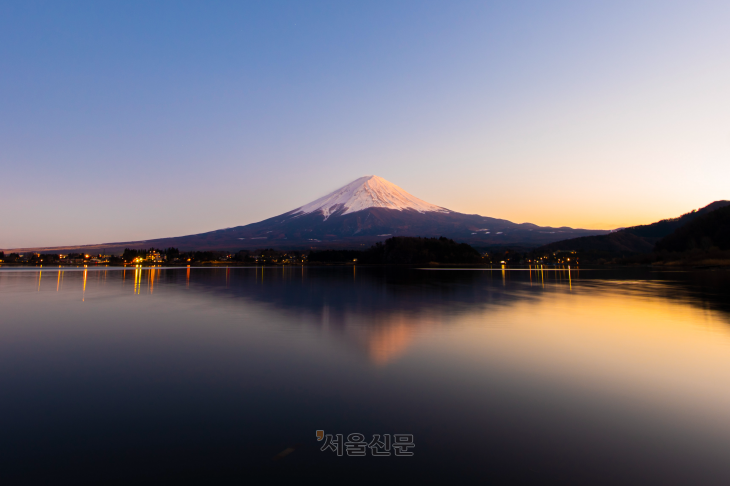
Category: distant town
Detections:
[
  {"x1": 0, "y1": 247, "x2": 308, "y2": 266},
  {"x1": 0, "y1": 237, "x2": 581, "y2": 267}
]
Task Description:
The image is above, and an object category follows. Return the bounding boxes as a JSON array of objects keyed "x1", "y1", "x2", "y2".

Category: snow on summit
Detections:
[{"x1": 294, "y1": 175, "x2": 448, "y2": 219}]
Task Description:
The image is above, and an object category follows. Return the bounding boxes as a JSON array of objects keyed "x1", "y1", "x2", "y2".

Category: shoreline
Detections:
[{"x1": 1, "y1": 262, "x2": 728, "y2": 271}]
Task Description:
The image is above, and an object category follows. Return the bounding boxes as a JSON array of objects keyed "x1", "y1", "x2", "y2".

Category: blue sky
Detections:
[{"x1": 1, "y1": 1, "x2": 729, "y2": 248}]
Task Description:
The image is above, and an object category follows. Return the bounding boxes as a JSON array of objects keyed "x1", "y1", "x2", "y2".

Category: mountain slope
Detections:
[
  {"x1": 294, "y1": 175, "x2": 448, "y2": 218},
  {"x1": 656, "y1": 204, "x2": 730, "y2": 252},
  {"x1": 534, "y1": 200, "x2": 730, "y2": 255},
  {"x1": 8, "y1": 175, "x2": 608, "y2": 253}
]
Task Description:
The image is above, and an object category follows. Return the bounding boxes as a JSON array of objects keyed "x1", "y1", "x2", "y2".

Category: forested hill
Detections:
[
  {"x1": 533, "y1": 200, "x2": 730, "y2": 255},
  {"x1": 655, "y1": 205, "x2": 730, "y2": 252},
  {"x1": 623, "y1": 200, "x2": 730, "y2": 238}
]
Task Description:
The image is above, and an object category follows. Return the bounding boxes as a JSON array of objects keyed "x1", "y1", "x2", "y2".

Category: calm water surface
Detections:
[{"x1": 1, "y1": 266, "x2": 730, "y2": 484}]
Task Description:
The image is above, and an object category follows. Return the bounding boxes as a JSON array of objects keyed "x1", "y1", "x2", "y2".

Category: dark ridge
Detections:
[
  {"x1": 655, "y1": 205, "x2": 730, "y2": 252},
  {"x1": 532, "y1": 200, "x2": 730, "y2": 257}
]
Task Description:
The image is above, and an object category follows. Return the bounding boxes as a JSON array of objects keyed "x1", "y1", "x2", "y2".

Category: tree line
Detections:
[{"x1": 308, "y1": 237, "x2": 484, "y2": 264}]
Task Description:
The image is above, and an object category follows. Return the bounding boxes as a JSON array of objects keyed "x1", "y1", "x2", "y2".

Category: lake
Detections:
[{"x1": 1, "y1": 266, "x2": 730, "y2": 484}]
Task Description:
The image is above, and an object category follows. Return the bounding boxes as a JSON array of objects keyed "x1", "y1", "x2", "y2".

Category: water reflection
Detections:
[
  {"x1": 3, "y1": 266, "x2": 730, "y2": 362},
  {"x1": 134, "y1": 265, "x2": 141, "y2": 294},
  {"x1": 173, "y1": 267, "x2": 730, "y2": 367},
  {"x1": 2, "y1": 266, "x2": 730, "y2": 483}
]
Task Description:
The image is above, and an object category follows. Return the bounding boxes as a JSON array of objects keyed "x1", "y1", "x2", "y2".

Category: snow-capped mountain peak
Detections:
[{"x1": 294, "y1": 175, "x2": 449, "y2": 219}]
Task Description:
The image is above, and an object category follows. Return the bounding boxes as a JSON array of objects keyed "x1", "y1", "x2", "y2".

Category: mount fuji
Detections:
[{"x1": 16, "y1": 175, "x2": 608, "y2": 253}]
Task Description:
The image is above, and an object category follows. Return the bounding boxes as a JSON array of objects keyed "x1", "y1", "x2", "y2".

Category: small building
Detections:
[{"x1": 146, "y1": 251, "x2": 165, "y2": 263}]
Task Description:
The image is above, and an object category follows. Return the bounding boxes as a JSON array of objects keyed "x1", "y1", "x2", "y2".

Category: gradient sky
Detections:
[{"x1": 1, "y1": 0, "x2": 729, "y2": 248}]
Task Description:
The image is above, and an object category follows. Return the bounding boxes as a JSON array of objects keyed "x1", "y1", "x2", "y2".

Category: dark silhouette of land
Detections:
[
  {"x1": 656, "y1": 204, "x2": 730, "y2": 252},
  {"x1": 1, "y1": 209, "x2": 607, "y2": 255},
  {"x1": 529, "y1": 201, "x2": 730, "y2": 265},
  {"x1": 309, "y1": 236, "x2": 483, "y2": 265},
  {"x1": 5, "y1": 201, "x2": 730, "y2": 268}
]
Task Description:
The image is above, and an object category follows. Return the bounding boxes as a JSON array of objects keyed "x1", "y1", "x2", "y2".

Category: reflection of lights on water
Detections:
[
  {"x1": 568, "y1": 266, "x2": 572, "y2": 291},
  {"x1": 82, "y1": 268, "x2": 87, "y2": 301},
  {"x1": 134, "y1": 265, "x2": 142, "y2": 294}
]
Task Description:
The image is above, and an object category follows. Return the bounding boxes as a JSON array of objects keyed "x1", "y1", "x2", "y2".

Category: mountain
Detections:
[
  {"x1": 655, "y1": 204, "x2": 730, "y2": 252},
  {"x1": 295, "y1": 175, "x2": 448, "y2": 218},
  {"x1": 10, "y1": 175, "x2": 608, "y2": 253},
  {"x1": 533, "y1": 200, "x2": 730, "y2": 256}
]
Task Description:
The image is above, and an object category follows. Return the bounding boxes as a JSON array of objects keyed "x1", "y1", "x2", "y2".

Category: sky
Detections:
[{"x1": 1, "y1": 0, "x2": 729, "y2": 248}]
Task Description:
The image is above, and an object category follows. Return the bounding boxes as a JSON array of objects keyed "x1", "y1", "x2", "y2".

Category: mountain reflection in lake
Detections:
[{"x1": 1, "y1": 266, "x2": 730, "y2": 484}]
